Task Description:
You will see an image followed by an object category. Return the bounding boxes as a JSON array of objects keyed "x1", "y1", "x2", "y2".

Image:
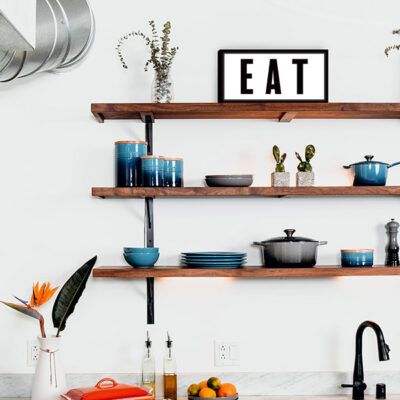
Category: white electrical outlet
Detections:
[
  {"x1": 214, "y1": 340, "x2": 240, "y2": 366},
  {"x1": 27, "y1": 340, "x2": 40, "y2": 367}
]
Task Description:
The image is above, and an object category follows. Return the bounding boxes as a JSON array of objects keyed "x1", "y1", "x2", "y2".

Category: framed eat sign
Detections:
[{"x1": 218, "y1": 49, "x2": 328, "y2": 103}]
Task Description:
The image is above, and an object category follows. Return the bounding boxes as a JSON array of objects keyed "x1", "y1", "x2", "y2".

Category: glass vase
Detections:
[
  {"x1": 31, "y1": 336, "x2": 67, "y2": 400},
  {"x1": 151, "y1": 71, "x2": 174, "y2": 103}
]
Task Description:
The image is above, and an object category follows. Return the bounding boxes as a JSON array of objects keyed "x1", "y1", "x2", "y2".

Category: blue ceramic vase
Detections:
[
  {"x1": 141, "y1": 156, "x2": 165, "y2": 187},
  {"x1": 164, "y1": 157, "x2": 184, "y2": 187},
  {"x1": 115, "y1": 141, "x2": 147, "y2": 187}
]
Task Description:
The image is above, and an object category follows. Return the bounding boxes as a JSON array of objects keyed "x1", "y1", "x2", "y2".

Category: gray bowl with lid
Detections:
[{"x1": 254, "y1": 229, "x2": 327, "y2": 268}]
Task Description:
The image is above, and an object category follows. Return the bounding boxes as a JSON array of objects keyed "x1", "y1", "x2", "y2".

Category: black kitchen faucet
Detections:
[{"x1": 342, "y1": 321, "x2": 390, "y2": 400}]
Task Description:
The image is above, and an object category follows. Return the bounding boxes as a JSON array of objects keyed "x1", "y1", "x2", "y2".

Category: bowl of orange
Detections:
[{"x1": 188, "y1": 377, "x2": 238, "y2": 400}]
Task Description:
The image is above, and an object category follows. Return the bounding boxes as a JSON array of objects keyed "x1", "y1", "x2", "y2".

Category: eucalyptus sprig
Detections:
[
  {"x1": 384, "y1": 29, "x2": 400, "y2": 56},
  {"x1": 116, "y1": 20, "x2": 178, "y2": 79}
]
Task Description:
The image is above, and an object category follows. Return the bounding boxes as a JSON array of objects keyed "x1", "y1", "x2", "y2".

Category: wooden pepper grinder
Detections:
[{"x1": 386, "y1": 218, "x2": 400, "y2": 266}]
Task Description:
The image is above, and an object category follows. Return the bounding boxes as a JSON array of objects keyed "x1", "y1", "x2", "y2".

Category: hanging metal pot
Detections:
[
  {"x1": 18, "y1": 0, "x2": 57, "y2": 78},
  {"x1": 0, "y1": 51, "x2": 26, "y2": 82},
  {"x1": 0, "y1": 50, "x2": 14, "y2": 73},
  {"x1": 0, "y1": 0, "x2": 95, "y2": 81},
  {"x1": 253, "y1": 229, "x2": 327, "y2": 268},
  {"x1": 55, "y1": 0, "x2": 94, "y2": 70},
  {"x1": 39, "y1": 0, "x2": 71, "y2": 71}
]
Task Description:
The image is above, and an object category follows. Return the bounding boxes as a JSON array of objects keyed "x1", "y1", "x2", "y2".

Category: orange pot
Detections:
[{"x1": 61, "y1": 378, "x2": 153, "y2": 400}]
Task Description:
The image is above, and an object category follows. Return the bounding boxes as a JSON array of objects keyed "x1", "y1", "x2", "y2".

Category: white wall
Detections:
[
  {"x1": 0, "y1": 0, "x2": 36, "y2": 49},
  {"x1": 1, "y1": 0, "x2": 400, "y2": 377}
]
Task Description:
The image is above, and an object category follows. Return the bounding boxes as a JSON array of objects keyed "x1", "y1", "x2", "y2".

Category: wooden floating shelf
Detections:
[
  {"x1": 93, "y1": 266, "x2": 400, "y2": 278},
  {"x1": 92, "y1": 186, "x2": 400, "y2": 199},
  {"x1": 91, "y1": 102, "x2": 400, "y2": 123}
]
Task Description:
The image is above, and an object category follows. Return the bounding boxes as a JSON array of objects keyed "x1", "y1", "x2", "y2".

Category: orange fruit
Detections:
[
  {"x1": 199, "y1": 380, "x2": 208, "y2": 389},
  {"x1": 217, "y1": 383, "x2": 237, "y2": 397},
  {"x1": 199, "y1": 388, "x2": 217, "y2": 398},
  {"x1": 207, "y1": 377, "x2": 221, "y2": 390},
  {"x1": 188, "y1": 384, "x2": 201, "y2": 396}
]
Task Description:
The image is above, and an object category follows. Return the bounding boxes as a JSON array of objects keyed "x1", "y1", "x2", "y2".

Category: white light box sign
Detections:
[{"x1": 218, "y1": 50, "x2": 328, "y2": 102}]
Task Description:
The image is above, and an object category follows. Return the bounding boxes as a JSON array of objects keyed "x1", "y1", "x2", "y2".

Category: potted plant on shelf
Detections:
[
  {"x1": 116, "y1": 20, "x2": 179, "y2": 103},
  {"x1": 1, "y1": 256, "x2": 97, "y2": 400},
  {"x1": 271, "y1": 145, "x2": 289, "y2": 187},
  {"x1": 295, "y1": 145, "x2": 315, "y2": 186}
]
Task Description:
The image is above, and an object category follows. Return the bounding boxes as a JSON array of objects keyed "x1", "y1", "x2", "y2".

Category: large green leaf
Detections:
[
  {"x1": 1, "y1": 301, "x2": 42, "y2": 320},
  {"x1": 52, "y1": 256, "x2": 97, "y2": 336}
]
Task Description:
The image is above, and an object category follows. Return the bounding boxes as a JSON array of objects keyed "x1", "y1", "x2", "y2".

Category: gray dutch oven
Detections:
[{"x1": 254, "y1": 229, "x2": 327, "y2": 268}]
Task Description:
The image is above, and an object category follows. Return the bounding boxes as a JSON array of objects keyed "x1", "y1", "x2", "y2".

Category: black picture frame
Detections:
[{"x1": 217, "y1": 49, "x2": 329, "y2": 103}]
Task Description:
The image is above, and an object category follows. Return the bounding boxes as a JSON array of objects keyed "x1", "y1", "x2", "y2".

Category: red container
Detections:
[{"x1": 61, "y1": 378, "x2": 154, "y2": 400}]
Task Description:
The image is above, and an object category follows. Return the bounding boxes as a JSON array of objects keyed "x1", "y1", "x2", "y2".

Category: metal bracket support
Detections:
[{"x1": 144, "y1": 115, "x2": 155, "y2": 324}]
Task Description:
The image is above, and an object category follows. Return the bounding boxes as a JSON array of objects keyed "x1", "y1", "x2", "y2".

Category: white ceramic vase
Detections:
[{"x1": 31, "y1": 336, "x2": 67, "y2": 400}]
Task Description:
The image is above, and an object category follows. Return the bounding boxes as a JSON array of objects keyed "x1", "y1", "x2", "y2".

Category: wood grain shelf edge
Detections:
[
  {"x1": 93, "y1": 266, "x2": 400, "y2": 278},
  {"x1": 91, "y1": 186, "x2": 400, "y2": 198},
  {"x1": 91, "y1": 103, "x2": 400, "y2": 122}
]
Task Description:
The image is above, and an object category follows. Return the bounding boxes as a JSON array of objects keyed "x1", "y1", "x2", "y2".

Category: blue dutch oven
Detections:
[{"x1": 343, "y1": 155, "x2": 400, "y2": 186}]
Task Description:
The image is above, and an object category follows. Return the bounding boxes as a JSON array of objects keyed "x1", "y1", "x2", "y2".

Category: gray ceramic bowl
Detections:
[{"x1": 205, "y1": 175, "x2": 253, "y2": 187}]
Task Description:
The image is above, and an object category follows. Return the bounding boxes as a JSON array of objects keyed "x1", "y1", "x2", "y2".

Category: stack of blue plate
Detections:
[{"x1": 181, "y1": 252, "x2": 247, "y2": 268}]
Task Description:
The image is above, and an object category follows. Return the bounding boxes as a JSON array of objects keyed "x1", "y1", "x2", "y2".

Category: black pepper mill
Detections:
[{"x1": 386, "y1": 218, "x2": 400, "y2": 266}]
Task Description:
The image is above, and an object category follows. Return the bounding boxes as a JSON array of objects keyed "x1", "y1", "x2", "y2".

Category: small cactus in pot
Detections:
[
  {"x1": 271, "y1": 145, "x2": 290, "y2": 187},
  {"x1": 296, "y1": 145, "x2": 315, "y2": 186},
  {"x1": 273, "y1": 145, "x2": 287, "y2": 172}
]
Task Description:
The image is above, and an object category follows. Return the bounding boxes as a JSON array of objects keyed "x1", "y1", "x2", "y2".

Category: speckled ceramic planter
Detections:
[
  {"x1": 271, "y1": 172, "x2": 290, "y2": 187},
  {"x1": 296, "y1": 171, "x2": 315, "y2": 187}
]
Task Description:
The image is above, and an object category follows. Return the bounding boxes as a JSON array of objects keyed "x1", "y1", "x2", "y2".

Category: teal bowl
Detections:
[
  {"x1": 124, "y1": 247, "x2": 159, "y2": 253},
  {"x1": 124, "y1": 252, "x2": 160, "y2": 268},
  {"x1": 341, "y1": 249, "x2": 374, "y2": 267}
]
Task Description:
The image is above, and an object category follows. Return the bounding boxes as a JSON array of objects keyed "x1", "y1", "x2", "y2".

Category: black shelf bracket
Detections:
[
  {"x1": 144, "y1": 115, "x2": 155, "y2": 324},
  {"x1": 145, "y1": 197, "x2": 154, "y2": 324}
]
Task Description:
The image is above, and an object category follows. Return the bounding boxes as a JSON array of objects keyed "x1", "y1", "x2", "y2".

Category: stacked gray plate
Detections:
[{"x1": 0, "y1": 0, "x2": 95, "y2": 82}]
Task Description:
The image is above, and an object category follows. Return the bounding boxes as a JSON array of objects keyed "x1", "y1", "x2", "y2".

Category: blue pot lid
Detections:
[
  {"x1": 347, "y1": 155, "x2": 389, "y2": 166},
  {"x1": 260, "y1": 229, "x2": 318, "y2": 243}
]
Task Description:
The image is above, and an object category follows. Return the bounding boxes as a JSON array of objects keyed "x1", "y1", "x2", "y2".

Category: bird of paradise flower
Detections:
[
  {"x1": 1, "y1": 256, "x2": 97, "y2": 338},
  {"x1": 2, "y1": 282, "x2": 59, "y2": 338}
]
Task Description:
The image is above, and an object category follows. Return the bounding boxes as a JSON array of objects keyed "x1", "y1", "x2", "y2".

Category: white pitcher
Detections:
[{"x1": 31, "y1": 336, "x2": 67, "y2": 400}]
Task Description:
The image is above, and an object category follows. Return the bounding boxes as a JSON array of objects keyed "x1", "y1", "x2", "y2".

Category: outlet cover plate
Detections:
[
  {"x1": 214, "y1": 340, "x2": 240, "y2": 367},
  {"x1": 27, "y1": 340, "x2": 39, "y2": 367}
]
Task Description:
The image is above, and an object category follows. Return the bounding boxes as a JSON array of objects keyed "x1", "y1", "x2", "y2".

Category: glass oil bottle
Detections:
[
  {"x1": 163, "y1": 331, "x2": 177, "y2": 400},
  {"x1": 142, "y1": 331, "x2": 156, "y2": 397}
]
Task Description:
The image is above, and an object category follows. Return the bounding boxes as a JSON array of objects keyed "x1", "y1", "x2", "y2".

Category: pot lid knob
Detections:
[
  {"x1": 365, "y1": 155, "x2": 374, "y2": 162},
  {"x1": 284, "y1": 229, "x2": 296, "y2": 238}
]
